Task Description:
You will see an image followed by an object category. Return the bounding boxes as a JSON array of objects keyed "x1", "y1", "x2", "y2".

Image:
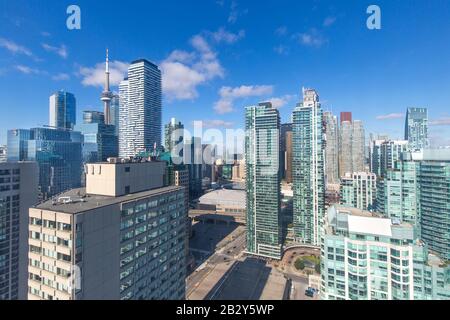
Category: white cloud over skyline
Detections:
[
  {"x1": 79, "y1": 60, "x2": 129, "y2": 87},
  {"x1": 214, "y1": 85, "x2": 274, "y2": 114}
]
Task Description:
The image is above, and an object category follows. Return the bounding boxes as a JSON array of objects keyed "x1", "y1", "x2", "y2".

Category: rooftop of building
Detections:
[
  {"x1": 34, "y1": 185, "x2": 183, "y2": 215},
  {"x1": 199, "y1": 189, "x2": 245, "y2": 207},
  {"x1": 409, "y1": 149, "x2": 450, "y2": 162},
  {"x1": 130, "y1": 58, "x2": 159, "y2": 69},
  {"x1": 91, "y1": 157, "x2": 163, "y2": 165},
  {"x1": 326, "y1": 205, "x2": 414, "y2": 238}
]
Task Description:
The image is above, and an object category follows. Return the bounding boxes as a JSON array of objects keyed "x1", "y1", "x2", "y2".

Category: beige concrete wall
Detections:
[{"x1": 86, "y1": 161, "x2": 166, "y2": 196}]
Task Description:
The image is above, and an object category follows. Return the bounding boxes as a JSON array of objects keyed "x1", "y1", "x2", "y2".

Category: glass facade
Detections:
[
  {"x1": 49, "y1": 91, "x2": 76, "y2": 130},
  {"x1": 340, "y1": 172, "x2": 377, "y2": 211},
  {"x1": 321, "y1": 205, "x2": 450, "y2": 300},
  {"x1": 76, "y1": 111, "x2": 118, "y2": 163},
  {"x1": 292, "y1": 89, "x2": 325, "y2": 245},
  {"x1": 245, "y1": 102, "x2": 282, "y2": 259},
  {"x1": 418, "y1": 161, "x2": 450, "y2": 261},
  {"x1": 405, "y1": 107, "x2": 429, "y2": 151},
  {"x1": 7, "y1": 128, "x2": 82, "y2": 199}
]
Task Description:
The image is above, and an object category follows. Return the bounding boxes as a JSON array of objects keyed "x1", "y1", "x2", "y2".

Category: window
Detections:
[
  {"x1": 125, "y1": 167, "x2": 130, "y2": 173},
  {"x1": 125, "y1": 186, "x2": 130, "y2": 194}
]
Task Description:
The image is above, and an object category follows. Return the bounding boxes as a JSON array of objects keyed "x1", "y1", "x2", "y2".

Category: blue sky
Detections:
[{"x1": 1, "y1": 0, "x2": 450, "y2": 146}]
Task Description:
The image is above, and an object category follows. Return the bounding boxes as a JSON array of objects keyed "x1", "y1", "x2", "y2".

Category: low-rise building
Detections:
[{"x1": 197, "y1": 189, "x2": 246, "y2": 224}]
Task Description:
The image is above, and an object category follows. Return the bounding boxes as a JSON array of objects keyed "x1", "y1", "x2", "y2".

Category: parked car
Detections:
[{"x1": 305, "y1": 288, "x2": 314, "y2": 297}]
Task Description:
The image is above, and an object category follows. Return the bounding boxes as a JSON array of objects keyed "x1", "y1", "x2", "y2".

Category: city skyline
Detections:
[
  {"x1": 0, "y1": 0, "x2": 449, "y2": 303},
  {"x1": 1, "y1": 1, "x2": 450, "y2": 147}
]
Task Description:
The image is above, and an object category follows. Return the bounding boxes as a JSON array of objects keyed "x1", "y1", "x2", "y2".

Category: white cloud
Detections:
[
  {"x1": 376, "y1": 113, "x2": 404, "y2": 120},
  {"x1": 430, "y1": 117, "x2": 450, "y2": 126},
  {"x1": 15, "y1": 65, "x2": 41, "y2": 74},
  {"x1": 214, "y1": 85, "x2": 274, "y2": 114},
  {"x1": 266, "y1": 94, "x2": 296, "y2": 109},
  {"x1": 162, "y1": 35, "x2": 224, "y2": 101},
  {"x1": 41, "y1": 31, "x2": 51, "y2": 37},
  {"x1": 323, "y1": 16, "x2": 337, "y2": 27},
  {"x1": 52, "y1": 73, "x2": 70, "y2": 81},
  {"x1": 294, "y1": 30, "x2": 327, "y2": 47},
  {"x1": 42, "y1": 43, "x2": 68, "y2": 59},
  {"x1": 0, "y1": 38, "x2": 32, "y2": 56},
  {"x1": 160, "y1": 61, "x2": 205, "y2": 100},
  {"x1": 79, "y1": 60, "x2": 129, "y2": 87},
  {"x1": 208, "y1": 28, "x2": 245, "y2": 44}
]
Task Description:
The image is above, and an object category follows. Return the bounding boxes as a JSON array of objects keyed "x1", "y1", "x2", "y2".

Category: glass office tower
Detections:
[
  {"x1": 7, "y1": 128, "x2": 82, "y2": 199},
  {"x1": 76, "y1": 111, "x2": 118, "y2": 163},
  {"x1": 49, "y1": 91, "x2": 76, "y2": 130},
  {"x1": 245, "y1": 102, "x2": 282, "y2": 259}
]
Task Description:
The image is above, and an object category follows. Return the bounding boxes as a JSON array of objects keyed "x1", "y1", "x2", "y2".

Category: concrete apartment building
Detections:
[
  {"x1": 340, "y1": 172, "x2": 377, "y2": 211},
  {"x1": 0, "y1": 162, "x2": 38, "y2": 300},
  {"x1": 28, "y1": 158, "x2": 187, "y2": 300},
  {"x1": 320, "y1": 205, "x2": 450, "y2": 300}
]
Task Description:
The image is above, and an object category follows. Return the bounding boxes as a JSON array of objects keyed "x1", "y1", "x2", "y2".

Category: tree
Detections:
[{"x1": 294, "y1": 258, "x2": 305, "y2": 270}]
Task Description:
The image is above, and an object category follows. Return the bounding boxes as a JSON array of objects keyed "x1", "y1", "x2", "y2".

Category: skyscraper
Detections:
[
  {"x1": 285, "y1": 131, "x2": 293, "y2": 184},
  {"x1": 28, "y1": 159, "x2": 187, "y2": 300},
  {"x1": 320, "y1": 205, "x2": 450, "y2": 300},
  {"x1": 7, "y1": 128, "x2": 82, "y2": 199},
  {"x1": 352, "y1": 120, "x2": 365, "y2": 171},
  {"x1": 340, "y1": 172, "x2": 377, "y2": 211},
  {"x1": 340, "y1": 111, "x2": 352, "y2": 124},
  {"x1": 245, "y1": 102, "x2": 282, "y2": 259},
  {"x1": 378, "y1": 159, "x2": 418, "y2": 226},
  {"x1": 109, "y1": 94, "x2": 120, "y2": 135},
  {"x1": 0, "y1": 162, "x2": 38, "y2": 300},
  {"x1": 49, "y1": 91, "x2": 76, "y2": 130},
  {"x1": 369, "y1": 137, "x2": 388, "y2": 177},
  {"x1": 280, "y1": 123, "x2": 292, "y2": 182},
  {"x1": 76, "y1": 111, "x2": 118, "y2": 163},
  {"x1": 185, "y1": 137, "x2": 203, "y2": 200},
  {"x1": 324, "y1": 111, "x2": 339, "y2": 185},
  {"x1": 164, "y1": 118, "x2": 184, "y2": 158},
  {"x1": 339, "y1": 118, "x2": 365, "y2": 175},
  {"x1": 405, "y1": 107, "x2": 429, "y2": 151},
  {"x1": 379, "y1": 140, "x2": 409, "y2": 178},
  {"x1": 292, "y1": 89, "x2": 325, "y2": 245},
  {"x1": 119, "y1": 59, "x2": 162, "y2": 157},
  {"x1": 413, "y1": 150, "x2": 450, "y2": 261}
]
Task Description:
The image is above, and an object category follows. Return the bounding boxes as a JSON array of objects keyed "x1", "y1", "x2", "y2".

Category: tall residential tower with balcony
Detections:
[
  {"x1": 245, "y1": 102, "x2": 282, "y2": 259},
  {"x1": 119, "y1": 59, "x2": 162, "y2": 157},
  {"x1": 320, "y1": 205, "x2": 450, "y2": 300},
  {"x1": 292, "y1": 88, "x2": 325, "y2": 245}
]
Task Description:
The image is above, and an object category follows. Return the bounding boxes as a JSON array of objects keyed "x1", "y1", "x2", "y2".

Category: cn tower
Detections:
[{"x1": 101, "y1": 49, "x2": 113, "y2": 125}]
